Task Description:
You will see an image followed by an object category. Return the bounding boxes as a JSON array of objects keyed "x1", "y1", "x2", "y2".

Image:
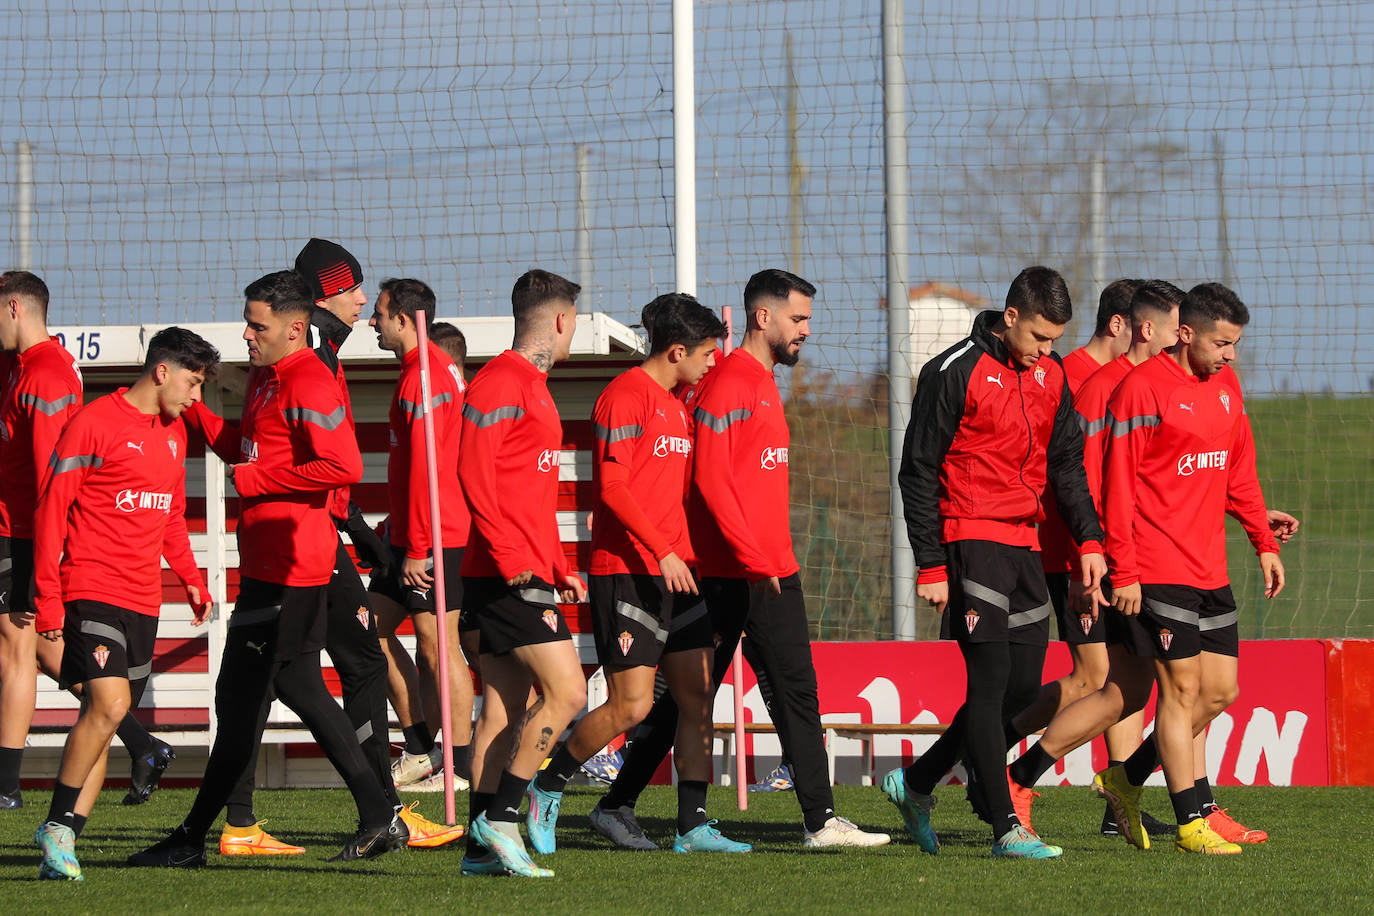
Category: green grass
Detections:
[{"x1": 5, "y1": 785, "x2": 1373, "y2": 913}]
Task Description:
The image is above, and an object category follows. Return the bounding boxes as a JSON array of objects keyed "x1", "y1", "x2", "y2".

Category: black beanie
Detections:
[{"x1": 294, "y1": 238, "x2": 363, "y2": 301}]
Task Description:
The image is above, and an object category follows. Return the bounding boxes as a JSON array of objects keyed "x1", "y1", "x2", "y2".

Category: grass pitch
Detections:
[{"x1": 2, "y1": 784, "x2": 1371, "y2": 913}]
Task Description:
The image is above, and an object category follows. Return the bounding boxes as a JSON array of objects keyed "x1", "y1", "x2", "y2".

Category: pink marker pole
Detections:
[
  {"x1": 415, "y1": 311, "x2": 456, "y2": 825},
  {"x1": 721, "y1": 306, "x2": 747, "y2": 812}
]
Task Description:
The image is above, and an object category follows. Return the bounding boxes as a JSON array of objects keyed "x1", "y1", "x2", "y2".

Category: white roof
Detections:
[{"x1": 51, "y1": 312, "x2": 646, "y2": 368}]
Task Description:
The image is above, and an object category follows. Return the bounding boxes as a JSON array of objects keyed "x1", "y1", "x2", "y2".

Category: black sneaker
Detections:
[
  {"x1": 124, "y1": 739, "x2": 177, "y2": 806},
  {"x1": 127, "y1": 827, "x2": 207, "y2": 868},
  {"x1": 1101, "y1": 803, "x2": 1174, "y2": 837},
  {"x1": 0, "y1": 787, "x2": 22, "y2": 810},
  {"x1": 329, "y1": 814, "x2": 409, "y2": 862}
]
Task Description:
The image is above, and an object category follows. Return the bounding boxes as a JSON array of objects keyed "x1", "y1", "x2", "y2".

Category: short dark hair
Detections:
[
  {"x1": 743, "y1": 269, "x2": 816, "y2": 315},
  {"x1": 1006, "y1": 266, "x2": 1072, "y2": 325},
  {"x1": 1130, "y1": 280, "x2": 1185, "y2": 324},
  {"x1": 379, "y1": 278, "x2": 437, "y2": 329},
  {"x1": 1094, "y1": 278, "x2": 1141, "y2": 335},
  {"x1": 143, "y1": 326, "x2": 221, "y2": 376},
  {"x1": 244, "y1": 270, "x2": 313, "y2": 316},
  {"x1": 430, "y1": 321, "x2": 467, "y2": 366},
  {"x1": 511, "y1": 269, "x2": 580, "y2": 323},
  {"x1": 1180, "y1": 282, "x2": 1250, "y2": 331},
  {"x1": 640, "y1": 293, "x2": 727, "y2": 355},
  {"x1": 0, "y1": 270, "x2": 50, "y2": 318}
]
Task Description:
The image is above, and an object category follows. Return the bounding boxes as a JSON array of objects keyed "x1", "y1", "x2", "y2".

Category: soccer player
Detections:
[
  {"x1": 525, "y1": 293, "x2": 749, "y2": 854},
  {"x1": 458, "y1": 269, "x2": 589, "y2": 878},
  {"x1": 367, "y1": 280, "x2": 475, "y2": 798},
  {"x1": 1091, "y1": 283, "x2": 1283, "y2": 855},
  {"x1": 31, "y1": 328, "x2": 218, "y2": 880},
  {"x1": 889, "y1": 266, "x2": 1107, "y2": 859},
  {"x1": 129, "y1": 270, "x2": 404, "y2": 867},
  {"x1": 593, "y1": 269, "x2": 890, "y2": 850}
]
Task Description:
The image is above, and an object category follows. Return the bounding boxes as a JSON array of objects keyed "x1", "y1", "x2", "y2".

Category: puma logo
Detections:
[
  {"x1": 126, "y1": 440, "x2": 145, "y2": 455},
  {"x1": 1179, "y1": 402, "x2": 1195, "y2": 414},
  {"x1": 987, "y1": 373, "x2": 1004, "y2": 389},
  {"x1": 245, "y1": 640, "x2": 267, "y2": 655}
]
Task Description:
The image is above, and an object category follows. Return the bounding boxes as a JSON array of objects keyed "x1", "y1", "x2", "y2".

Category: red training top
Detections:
[
  {"x1": 388, "y1": 341, "x2": 470, "y2": 558},
  {"x1": 0, "y1": 338, "x2": 83, "y2": 539},
  {"x1": 1102, "y1": 354, "x2": 1278, "y2": 589},
  {"x1": 32, "y1": 390, "x2": 204, "y2": 631},
  {"x1": 183, "y1": 347, "x2": 362, "y2": 587},
  {"x1": 590, "y1": 365, "x2": 694, "y2": 576},
  {"x1": 689, "y1": 349, "x2": 798, "y2": 581},
  {"x1": 459, "y1": 350, "x2": 568, "y2": 583},
  {"x1": 1073, "y1": 354, "x2": 1134, "y2": 515},
  {"x1": 1038, "y1": 345, "x2": 1106, "y2": 573}
]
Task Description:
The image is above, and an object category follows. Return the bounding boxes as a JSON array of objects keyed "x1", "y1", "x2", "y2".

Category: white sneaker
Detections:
[
  {"x1": 803, "y1": 815, "x2": 891, "y2": 848},
  {"x1": 399, "y1": 768, "x2": 470, "y2": 793},
  {"x1": 392, "y1": 746, "x2": 443, "y2": 787}
]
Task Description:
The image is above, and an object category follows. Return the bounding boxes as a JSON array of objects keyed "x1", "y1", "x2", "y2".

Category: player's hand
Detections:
[
  {"x1": 1113, "y1": 581, "x2": 1142, "y2": 617},
  {"x1": 1267, "y1": 509, "x2": 1300, "y2": 544},
  {"x1": 1259, "y1": 551, "x2": 1285, "y2": 598},
  {"x1": 1080, "y1": 552, "x2": 1109, "y2": 607},
  {"x1": 750, "y1": 576, "x2": 782, "y2": 597},
  {"x1": 1068, "y1": 577, "x2": 1098, "y2": 617},
  {"x1": 187, "y1": 585, "x2": 212, "y2": 625},
  {"x1": 658, "y1": 552, "x2": 698, "y2": 595},
  {"x1": 402, "y1": 556, "x2": 434, "y2": 590},
  {"x1": 506, "y1": 570, "x2": 534, "y2": 587},
  {"x1": 39, "y1": 627, "x2": 62, "y2": 642},
  {"x1": 557, "y1": 572, "x2": 587, "y2": 604},
  {"x1": 917, "y1": 580, "x2": 948, "y2": 614}
]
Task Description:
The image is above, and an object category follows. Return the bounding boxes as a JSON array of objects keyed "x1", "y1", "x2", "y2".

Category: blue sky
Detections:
[{"x1": 2, "y1": 0, "x2": 1369, "y2": 394}]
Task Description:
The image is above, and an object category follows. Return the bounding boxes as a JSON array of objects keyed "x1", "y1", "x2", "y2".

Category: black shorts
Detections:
[
  {"x1": 369, "y1": 546, "x2": 465, "y2": 613},
  {"x1": 230, "y1": 577, "x2": 328, "y2": 662},
  {"x1": 463, "y1": 576, "x2": 572, "y2": 656},
  {"x1": 589, "y1": 573, "x2": 714, "y2": 668},
  {"x1": 59, "y1": 600, "x2": 158, "y2": 689},
  {"x1": 0, "y1": 536, "x2": 34, "y2": 615},
  {"x1": 1124, "y1": 584, "x2": 1240, "y2": 660},
  {"x1": 940, "y1": 540, "x2": 1052, "y2": 647},
  {"x1": 1049, "y1": 571, "x2": 1107, "y2": 645}
]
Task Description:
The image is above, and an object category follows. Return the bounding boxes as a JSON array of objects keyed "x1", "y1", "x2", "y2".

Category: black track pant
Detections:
[
  {"x1": 605, "y1": 574, "x2": 835, "y2": 830},
  {"x1": 225, "y1": 541, "x2": 398, "y2": 820},
  {"x1": 183, "y1": 591, "x2": 392, "y2": 839}
]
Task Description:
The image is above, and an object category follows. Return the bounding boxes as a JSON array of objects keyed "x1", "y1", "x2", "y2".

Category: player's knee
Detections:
[
  {"x1": 89, "y1": 694, "x2": 131, "y2": 730},
  {"x1": 1204, "y1": 682, "x2": 1239, "y2": 714},
  {"x1": 546, "y1": 679, "x2": 587, "y2": 721}
]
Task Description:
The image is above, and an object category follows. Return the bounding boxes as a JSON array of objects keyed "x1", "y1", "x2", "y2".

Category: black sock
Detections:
[
  {"x1": 226, "y1": 802, "x2": 257, "y2": 828},
  {"x1": 467, "y1": 790, "x2": 493, "y2": 858},
  {"x1": 486, "y1": 770, "x2": 528, "y2": 823},
  {"x1": 1194, "y1": 776, "x2": 1217, "y2": 812},
  {"x1": 676, "y1": 780, "x2": 709, "y2": 834},
  {"x1": 535, "y1": 746, "x2": 582, "y2": 794},
  {"x1": 402, "y1": 724, "x2": 434, "y2": 756},
  {"x1": 1170, "y1": 786, "x2": 1201, "y2": 826},
  {"x1": 116, "y1": 713, "x2": 157, "y2": 760},
  {"x1": 803, "y1": 807, "x2": 834, "y2": 833},
  {"x1": 0, "y1": 746, "x2": 23, "y2": 794},
  {"x1": 1009, "y1": 744, "x2": 1055, "y2": 789},
  {"x1": 452, "y1": 745, "x2": 472, "y2": 782},
  {"x1": 1122, "y1": 735, "x2": 1159, "y2": 786},
  {"x1": 46, "y1": 781, "x2": 83, "y2": 830},
  {"x1": 72, "y1": 813, "x2": 88, "y2": 839}
]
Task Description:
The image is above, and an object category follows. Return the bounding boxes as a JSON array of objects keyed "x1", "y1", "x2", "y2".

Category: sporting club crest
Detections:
[
  {"x1": 1034, "y1": 366, "x2": 1047, "y2": 388},
  {"x1": 965, "y1": 611, "x2": 979, "y2": 634},
  {"x1": 1219, "y1": 390, "x2": 1231, "y2": 414},
  {"x1": 93, "y1": 644, "x2": 110, "y2": 669},
  {"x1": 618, "y1": 631, "x2": 634, "y2": 655},
  {"x1": 168, "y1": 438, "x2": 178, "y2": 459},
  {"x1": 1079, "y1": 613, "x2": 1094, "y2": 636},
  {"x1": 1159, "y1": 628, "x2": 1174, "y2": 651},
  {"x1": 356, "y1": 607, "x2": 370, "y2": 629},
  {"x1": 542, "y1": 608, "x2": 559, "y2": 632}
]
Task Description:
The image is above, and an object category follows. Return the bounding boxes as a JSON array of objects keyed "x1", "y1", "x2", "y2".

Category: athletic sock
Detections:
[
  {"x1": 466, "y1": 790, "x2": 493, "y2": 858},
  {"x1": 1194, "y1": 776, "x2": 1217, "y2": 812},
  {"x1": 1009, "y1": 743, "x2": 1056, "y2": 789},
  {"x1": 1121, "y1": 735, "x2": 1159, "y2": 786},
  {"x1": 46, "y1": 781, "x2": 83, "y2": 831},
  {"x1": 1170, "y1": 786, "x2": 1201, "y2": 826},
  {"x1": 402, "y1": 724, "x2": 434, "y2": 756},
  {"x1": 485, "y1": 770, "x2": 528, "y2": 823},
  {"x1": 72, "y1": 813, "x2": 88, "y2": 839},
  {"x1": 0, "y1": 746, "x2": 23, "y2": 794},
  {"x1": 535, "y1": 746, "x2": 582, "y2": 794},
  {"x1": 226, "y1": 802, "x2": 257, "y2": 828},
  {"x1": 803, "y1": 808, "x2": 832, "y2": 833},
  {"x1": 676, "y1": 780, "x2": 709, "y2": 834},
  {"x1": 116, "y1": 713, "x2": 157, "y2": 760},
  {"x1": 452, "y1": 744, "x2": 472, "y2": 783}
]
